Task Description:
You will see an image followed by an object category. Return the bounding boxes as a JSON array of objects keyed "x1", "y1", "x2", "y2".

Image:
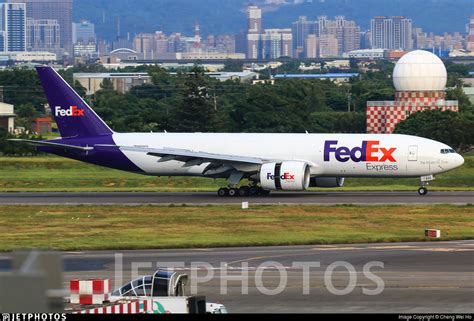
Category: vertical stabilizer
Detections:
[{"x1": 36, "y1": 66, "x2": 113, "y2": 138}]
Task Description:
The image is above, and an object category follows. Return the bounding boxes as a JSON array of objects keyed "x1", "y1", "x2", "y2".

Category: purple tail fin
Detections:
[{"x1": 36, "y1": 66, "x2": 113, "y2": 138}]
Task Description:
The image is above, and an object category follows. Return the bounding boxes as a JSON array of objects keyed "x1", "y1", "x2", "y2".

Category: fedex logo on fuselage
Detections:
[
  {"x1": 324, "y1": 140, "x2": 397, "y2": 163},
  {"x1": 54, "y1": 106, "x2": 85, "y2": 117}
]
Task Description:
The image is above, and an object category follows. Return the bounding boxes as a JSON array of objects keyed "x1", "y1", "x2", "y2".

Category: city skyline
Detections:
[{"x1": 0, "y1": 1, "x2": 471, "y2": 62}]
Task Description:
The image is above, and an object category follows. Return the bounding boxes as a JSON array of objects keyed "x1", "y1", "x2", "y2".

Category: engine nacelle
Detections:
[
  {"x1": 310, "y1": 177, "x2": 345, "y2": 188},
  {"x1": 260, "y1": 161, "x2": 310, "y2": 191}
]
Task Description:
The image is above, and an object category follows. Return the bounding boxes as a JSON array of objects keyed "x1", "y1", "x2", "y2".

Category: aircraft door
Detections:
[{"x1": 408, "y1": 145, "x2": 418, "y2": 161}]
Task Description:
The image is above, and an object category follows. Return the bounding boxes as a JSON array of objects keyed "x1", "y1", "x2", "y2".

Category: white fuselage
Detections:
[{"x1": 112, "y1": 133, "x2": 464, "y2": 178}]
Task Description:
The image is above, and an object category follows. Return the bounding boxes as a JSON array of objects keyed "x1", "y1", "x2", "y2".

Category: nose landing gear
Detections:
[
  {"x1": 418, "y1": 175, "x2": 435, "y2": 196},
  {"x1": 418, "y1": 186, "x2": 428, "y2": 195}
]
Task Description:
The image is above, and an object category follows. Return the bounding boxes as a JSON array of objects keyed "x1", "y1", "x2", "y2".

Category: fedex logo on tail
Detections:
[
  {"x1": 324, "y1": 140, "x2": 397, "y2": 163},
  {"x1": 55, "y1": 106, "x2": 85, "y2": 117}
]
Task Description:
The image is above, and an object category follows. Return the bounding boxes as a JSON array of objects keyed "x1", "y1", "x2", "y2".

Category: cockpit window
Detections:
[{"x1": 440, "y1": 149, "x2": 456, "y2": 154}]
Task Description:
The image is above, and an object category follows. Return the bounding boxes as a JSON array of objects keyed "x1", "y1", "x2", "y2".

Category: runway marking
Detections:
[
  {"x1": 411, "y1": 248, "x2": 474, "y2": 252},
  {"x1": 367, "y1": 245, "x2": 418, "y2": 250},
  {"x1": 225, "y1": 252, "x2": 316, "y2": 268},
  {"x1": 312, "y1": 247, "x2": 361, "y2": 251}
]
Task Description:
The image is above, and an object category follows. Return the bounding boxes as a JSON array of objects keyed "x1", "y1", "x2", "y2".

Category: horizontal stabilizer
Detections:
[{"x1": 8, "y1": 139, "x2": 94, "y2": 151}]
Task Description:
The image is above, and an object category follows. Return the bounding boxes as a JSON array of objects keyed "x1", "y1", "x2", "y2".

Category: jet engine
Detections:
[
  {"x1": 260, "y1": 161, "x2": 310, "y2": 191},
  {"x1": 309, "y1": 177, "x2": 345, "y2": 188}
]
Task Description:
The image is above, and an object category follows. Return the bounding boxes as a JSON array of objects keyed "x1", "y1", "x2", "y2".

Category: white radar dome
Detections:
[{"x1": 392, "y1": 50, "x2": 447, "y2": 91}]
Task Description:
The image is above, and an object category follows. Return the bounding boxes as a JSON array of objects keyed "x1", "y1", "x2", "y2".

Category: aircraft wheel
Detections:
[
  {"x1": 228, "y1": 188, "x2": 239, "y2": 197},
  {"x1": 248, "y1": 186, "x2": 259, "y2": 196},
  {"x1": 218, "y1": 187, "x2": 229, "y2": 197},
  {"x1": 238, "y1": 186, "x2": 250, "y2": 197},
  {"x1": 418, "y1": 187, "x2": 428, "y2": 196}
]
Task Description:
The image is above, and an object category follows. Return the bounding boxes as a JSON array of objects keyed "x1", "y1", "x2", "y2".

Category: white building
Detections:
[
  {"x1": 73, "y1": 72, "x2": 151, "y2": 95},
  {"x1": 344, "y1": 49, "x2": 386, "y2": 59},
  {"x1": 0, "y1": 102, "x2": 15, "y2": 132},
  {"x1": 0, "y1": 51, "x2": 56, "y2": 61}
]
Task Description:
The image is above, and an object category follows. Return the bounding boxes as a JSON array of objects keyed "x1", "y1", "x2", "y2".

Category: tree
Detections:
[
  {"x1": 0, "y1": 69, "x2": 46, "y2": 107},
  {"x1": 394, "y1": 110, "x2": 474, "y2": 151},
  {"x1": 223, "y1": 59, "x2": 243, "y2": 72},
  {"x1": 349, "y1": 57, "x2": 358, "y2": 71},
  {"x1": 73, "y1": 80, "x2": 87, "y2": 98},
  {"x1": 100, "y1": 78, "x2": 114, "y2": 91},
  {"x1": 172, "y1": 65, "x2": 216, "y2": 132},
  {"x1": 444, "y1": 73, "x2": 474, "y2": 113},
  {"x1": 15, "y1": 103, "x2": 36, "y2": 118}
]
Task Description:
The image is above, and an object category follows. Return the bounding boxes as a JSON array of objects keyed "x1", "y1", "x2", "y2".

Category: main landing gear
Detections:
[
  {"x1": 418, "y1": 175, "x2": 435, "y2": 196},
  {"x1": 217, "y1": 186, "x2": 271, "y2": 197}
]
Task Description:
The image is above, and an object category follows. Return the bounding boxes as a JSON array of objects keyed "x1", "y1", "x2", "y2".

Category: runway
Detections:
[
  {"x1": 1, "y1": 241, "x2": 472, "y2": 313},
  {"x1": 0, "y1": 191, "x2": 472, "y2": 205}
]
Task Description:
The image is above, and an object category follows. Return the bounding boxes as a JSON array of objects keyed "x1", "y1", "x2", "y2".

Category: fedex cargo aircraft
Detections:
[{"x1": 11, "y1": 66, "x2": 464, "y2": 197}]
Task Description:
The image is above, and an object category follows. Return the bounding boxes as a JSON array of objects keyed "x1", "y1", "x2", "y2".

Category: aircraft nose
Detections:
[{"x1": 454, "y1": 153, "x2": 465, "y2": 168}]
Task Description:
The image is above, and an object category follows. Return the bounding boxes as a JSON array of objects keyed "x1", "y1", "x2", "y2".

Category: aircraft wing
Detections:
[
  {"x1": 118, "y1": 145, "x2": 267, "y2": 169},
  {"x1": 8, "y1": 139, "x2": 94, "y2": 151}
]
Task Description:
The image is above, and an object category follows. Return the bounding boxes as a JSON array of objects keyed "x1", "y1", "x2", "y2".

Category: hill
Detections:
[{"x1": 74, "y1": 0, "x2": 472, "y2": 40}]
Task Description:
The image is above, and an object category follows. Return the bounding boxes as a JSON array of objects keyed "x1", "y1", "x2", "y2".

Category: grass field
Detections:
[
  {"x1": 0, "y1": 204, "x2": 472, "y2": 251},
  {"x1": 0, "y1": 153, "x2": 472, "y2": 192}
]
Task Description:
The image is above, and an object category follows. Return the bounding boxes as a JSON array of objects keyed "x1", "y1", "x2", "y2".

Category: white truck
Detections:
[{"x1": 143, "y1": 296, "x2": 227, "y2": 314}]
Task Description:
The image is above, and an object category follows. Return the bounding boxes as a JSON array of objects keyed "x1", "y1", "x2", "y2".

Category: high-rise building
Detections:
[
  {"x1": 7, "y1": 0, "x2": 73, "y2": 54},
  {"x1": 319, "y1": 34, "x2": 338, "y2": 57},
  {"x1": 133, "y1": 33, "x2": 155, "y2": 58},
  {"x1": 216, "y1": 35, "x2": 235, "y2": 54},
  {"x1": 246, "y1": 5, "x2": 262, "y2": 59},
  {"x1": 313, "y1": 16, "x2": 360, "y2": 57},
  {"x1": 72, "y1": 20, "x2": 95, "y2": 44},
  {"x1": 26, "y1": 18, "x2": 60, "y2": 51},
  {"x1": 207, "y1": 34, "x2": 216, "y2": 48},
  {"x1": 0, "y1": 3, "x2": 26, "y2": 52},
  {"x1": 0, "y1": 31, "x2": 6, "y2": 51},
  {"x1": 281, "y1": 29, "x2": 292, "y2": 58},
  {"x1": 413, "y1": 27, "x2": 465, "y2": 51},
  {"x1": 154, "y1": 31, "x2": 168, "y2": 55},
  {"x1": 305, "y1": 34, "x2": 318, "y2": 58},
  {"x1": 371, "y1": 16, "x2": 389, "y2": 49},
  {"x1": 247, "y1": 6, "x2": 262, "y2": 34},
  {"x1": 413, "y1": 27, "x2": 427, "y2": 49},
  {"x1": 392, "y1": 16, "x2": 413, "y2": 50},
  {"x1": 292, "y1": 16, "x2": 313, "y2": 58},
  {"x1": 467, "y1": 15, "x2": 474, "y2": 51},
  {"x1": 247, "y1": 33, "x2": 259, "y2": 59},
  {"x1": 97, "y1": 39, "x2": 109, "y2": 56},
  {"x1": 73, "y1": 43, "x2": 97, "y2": 58},
  {"x1": 234, "y1": 31, "x2": 247, "y2": 54},
  {"x1": 314, "y1": 16, "x2": 328, "y2": 37},
  {"x1": 261, "y1": 29, "x2": 293, "y2": 59},
  {"x1": 371, "y1": 16, "x2": 412, "y2": 50},
  {"x1": 112, "y1": 37, "x2": 132, "y2": 51},
  {"x1": 339, "y1": 17, "x2": 360, "y2": 54},
  {"x1": 360, "y1": 30, "x2": 371, "y2": 49},
  {"x1": 167, "y1": 33, "x2": 186, "y2": 53}
]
